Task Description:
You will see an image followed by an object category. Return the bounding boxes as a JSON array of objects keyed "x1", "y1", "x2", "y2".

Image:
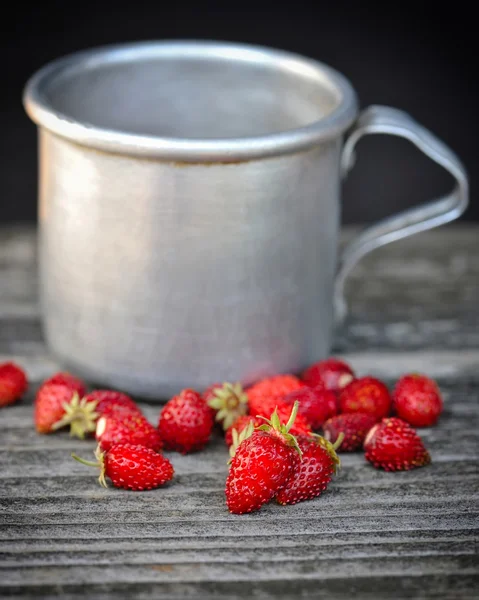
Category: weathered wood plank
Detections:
[
  {"x1": 1, "y1": 540, "x2": 477, "y2": 567},
  {"x1": 2, "y1": 476, "x2": 477, "y2": 512},
  {"x1": 2, "y1": 555, "x2": 478, "y2": 586},
  {"x1": 1, "y1": 528, "x2": 475, "y2": 551},
  {"x1": 1, "y1": 462, "x2": 477, "y2": 500},
  {"x1": 2, "y1": 576, "x2": 478, "y2": 600},
  {"x1": 2, "y1": 514, "x2": 478, "y2": 542}
]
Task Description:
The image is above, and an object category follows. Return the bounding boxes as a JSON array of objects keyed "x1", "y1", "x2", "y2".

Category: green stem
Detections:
[
  {"x1": 333, "y1": 432, "x2": 345, "y2": 450},
  {"x1": 284, "y1": 400, "x2": 299, "y2": 432},
  {"x1": 71, "y1": 453, "x2": 99, "y2": 468}
]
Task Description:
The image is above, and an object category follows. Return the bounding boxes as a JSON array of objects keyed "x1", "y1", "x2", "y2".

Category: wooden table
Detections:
[{"x1": 1, "y1": 225, "x2": 478, "y2": 599}]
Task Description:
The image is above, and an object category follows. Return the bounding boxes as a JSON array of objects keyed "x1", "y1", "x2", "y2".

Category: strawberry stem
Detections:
[
  {"x1": 284, "y1": 401, "x2": 299, "y2": 433},
  {"x1": 333, "y1": 432, "x2": 345, "y2": 451},
  {"x1": 71, "y1": 448, "x2": 108, "y2": 488},
  {"x1": 71, "y1": 453, "x2": 99, "y2": 468}
]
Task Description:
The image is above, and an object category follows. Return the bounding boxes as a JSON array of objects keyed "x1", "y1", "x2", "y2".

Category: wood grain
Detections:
[{"x1": 0, "y1": 225, "x2": 478, "y2": 599}]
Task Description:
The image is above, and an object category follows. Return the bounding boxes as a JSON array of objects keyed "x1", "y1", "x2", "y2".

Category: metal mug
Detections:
[{"x1": 23, "y1": 40, "x2": 469, "y2": 399}]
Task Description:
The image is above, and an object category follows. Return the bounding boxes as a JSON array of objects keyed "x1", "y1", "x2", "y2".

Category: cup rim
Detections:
[{"x1": 23, "y1": 40, "x2": 359, "y2": 161}]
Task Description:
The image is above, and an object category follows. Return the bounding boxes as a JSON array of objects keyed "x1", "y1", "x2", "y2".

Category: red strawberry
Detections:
[
  {"x1": 85, "y1": 390, "x2": 139, "y2": 415},
  {"x1": 0, "y1": 362, "x2": 28, "y2": 407},
  {"x1": 276, "y1": 434, "x2": 341, "y2": 505},
  {"x1": 51, "y1": 389, "x2": 140, "y2": 439},
  {"x1": 339, "y1": 376, "x2": 391, "y2": 421},
  {"x1": 72, "y1": 444, "x2": 174, "y2": 490},
  {"x1": 301, "y1": 358, "x2": 355, "y2": 392},
  {"x1": 282, "y1": 386, "x2": 337, "y2": 429},
  {"x1": 225, "y1": 403, "x2": 302, "y2": 514},
  {"x1": 96, "y1": 410, "x2": 163, "y2": 452},
  {"x1": 34, "y1": 372, "x2": 86, "y2": 434},
  {"x1": 205, "y1": 382, "x2": 249, "y2": 430},
  {"x1": 158, "y1": 389, "x2": 214, "y2": 454},
  {"x1": 323, "y1": 412, "x2": 377, "y2": 452},
  {"x1": 364, "y1": 417, "x2": 431, "y2": 471},
  {"x1": 225, "y1": 414, "x2": 263, "y2": 447},
  {"x1": 246, "y1": 374, "x2": 305, "y2": 417},
  {"x1": 393, "y1": 374, "x2": 443, "y2": 427}
]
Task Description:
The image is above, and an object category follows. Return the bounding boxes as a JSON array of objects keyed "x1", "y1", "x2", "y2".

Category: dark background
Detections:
[{"x1": 1, "y1": 1, "x2": 477, "y2": 225}]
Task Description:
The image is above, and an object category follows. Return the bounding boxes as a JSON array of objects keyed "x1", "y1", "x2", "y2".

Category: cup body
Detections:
[{"x1": 24, "y1": 41, "x2": 358, "y2": 398}]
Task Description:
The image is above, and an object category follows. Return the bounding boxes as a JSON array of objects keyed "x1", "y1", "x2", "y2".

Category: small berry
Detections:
[
  {"x1": 225, "y1": 402, "x2": 302, "y2": 514},
  {"x1": 34, "y1": 372, "x2": 86, "y2": 434},
  {"x1": 323, "y1": 413, "x2": 377, "y2": 452},
  {"x1": 276, "y1": 434, "x2": 341, "y2": 505},
  {"x1": 96, "y1": 410, "x2": 163, "y2": 452},
  {"x1": 393, "y1": 374, "x2": 443, "y2": 427},
  {"x1": 301, "y1": 358, "x2": 355, "y2": 391},
  {"x1": 86, "y1": 390, "x2": 140, "y2": 415},
  {"x1": 339, "y1": 376, "x2": 391, "y2": 421},
  {"x1": 72, "y1": 444, "x2": 174, "y2": 490},
  {"x1": 51, "y1": 390, "x2": 140, "y2": 439},
  {"x1": 158, "y1": 389, "x2": 214, "y2": 454},
  {"x1": 0, "y1": 362, "x2": 28, "y2": 407},
  {"x1": 282, "y1": 386, "x2": 337, "y2": 429},
  {"x1": 364, "y1": 417, "x2": 431, "y2": 471},
  {"x1": 246, "y1": 374, "x2": 305, "y2": 417}
]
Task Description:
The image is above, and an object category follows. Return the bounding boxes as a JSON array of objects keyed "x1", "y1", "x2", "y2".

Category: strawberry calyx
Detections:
[
  {"x1": 257, "y1": 400, "x2": 303, "y2": 459},
  {"x1": 310, "y1": 432, "x2": 344, "y2": 473},
  {"x1": 51, "y1": 392, "x2": 99, "y2": 439},
  {"x1": 228, "y1": 420, "x2": 255, "y2": 461},
  {"x1": 207, "y1": 382, "x2": 249, "y2": 430},
  {"x1": 71, "y1": 445, "x2": 107, "y2": 488}
]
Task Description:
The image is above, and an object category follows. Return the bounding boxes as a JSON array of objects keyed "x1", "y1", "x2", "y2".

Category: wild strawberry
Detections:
[
  {"x1": 225, "y1": 402, "x2": 302, "y2": 514},
  {"x1": 364, "y1": 417, "x2": 431, "y2": 471},
  {"x1": 282, "y1": 386, "x2": 337, "y2": 429},
  {"x1": 72, "y1": 444, "x2": 174, "y2": 490},
  {"x1": 224, "y1": 414, "x2": 263, "y2": 447},
  {"x1": 34, "y1": 372, "x2": 86, "y2": 434},
  {"x1": 205, "y1": 382, "x2": 249, "y2": 430},
  {"x1": 276, "y1": 434, "x2": 341, "y2": 505},
  {"x1": 0, "y1": 362, "x2": 28, "y2": 407},
  {"x1": 85, "y1": 390, "x2": 139, "y2": 415},
  {"x1": 246, "y1": 374, "x2": 305, "y2": 417},
  {"x1": 339, "y1": 376, "x2": 391, "y2": 421},
  {"x1": 96, "y1": 410, "x2": 163, "y2": 452},
  {"x1": 51, "y1": 390, "x2": 140, "y2": 439},
  {"x1": 393, "y1": 374, "x2": 443, "y2": 427},
  {"x1": 158, "y1": 389, "x2": 214, "y2": 454},
  {"x1": 323, "y1": 412, "x2": 377, "y2": 452},
  {"x1": 301, "y1": 357, "x2": 355, "y2": 391}
]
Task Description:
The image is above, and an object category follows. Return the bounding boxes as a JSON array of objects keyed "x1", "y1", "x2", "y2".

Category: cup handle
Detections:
[{"x1": 334, "y1": 105, "x2": 469, "y2": 322}]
